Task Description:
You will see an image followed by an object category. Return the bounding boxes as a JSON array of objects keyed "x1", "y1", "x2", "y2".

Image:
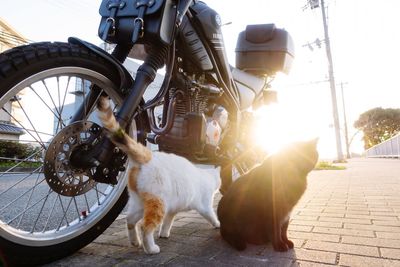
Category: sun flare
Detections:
[{"x1": 252, "y1": 105, "x2": 316, "y2": 154}]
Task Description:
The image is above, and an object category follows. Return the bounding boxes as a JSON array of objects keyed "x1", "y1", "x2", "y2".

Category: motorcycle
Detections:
[{"x1": 0, "y1": 0, "x2": 294, "y2": 265}]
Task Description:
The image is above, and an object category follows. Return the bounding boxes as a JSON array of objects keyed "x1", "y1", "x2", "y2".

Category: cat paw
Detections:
[
  {"x1": 128, "y1": 233, "x2": 142, "y2": 247},
  {"x1": 213, "y1": 220, "x2": 220, "y2": 228},
  {"x1": 285, "y1": 239, "x2": 294, "y2": 249},
  {"x1": 144, "y1": 244, "x2": 160, "y2": 254},
  {"x1": 130, "y1": 239, "x2": 142, "y2": 247},
  {"x1": 272, "y1": 241, "x2": 289, "y2": 252},
  {"x1": 159, "y1": 232, "x2": 170, "y2": 238}
]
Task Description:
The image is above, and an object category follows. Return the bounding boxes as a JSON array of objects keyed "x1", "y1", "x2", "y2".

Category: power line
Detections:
[{"x1": 43, "y1": 0, "x2": 99, "y2": 24}]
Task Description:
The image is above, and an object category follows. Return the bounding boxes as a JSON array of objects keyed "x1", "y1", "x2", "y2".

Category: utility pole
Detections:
[
  {"x1": 340, "y1": 82, "x2": 350, "y2": 158},
  {"x1": 319, "y1": 0, "x2": 344, "y2": 161}
]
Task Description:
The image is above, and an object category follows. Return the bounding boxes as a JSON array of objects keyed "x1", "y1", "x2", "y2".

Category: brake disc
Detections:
[{"x1": 44, "y1": 121, "x2": 103, "y2": 196}]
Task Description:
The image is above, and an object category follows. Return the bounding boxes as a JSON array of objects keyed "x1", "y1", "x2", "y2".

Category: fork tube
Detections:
[
  {"x1": 115, "y1": 44, "x2": 168, "y2": 129},
  {"x1": 70, "y1": 44, "x2": 133, "y2": 123},
  {"x1": 111, "y1": 43, "x2": 133, "y2": 62}
]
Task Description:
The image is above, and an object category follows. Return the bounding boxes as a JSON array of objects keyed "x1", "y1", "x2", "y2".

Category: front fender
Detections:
[
  {"x1": 68, "y1": 37, "x2": 151, "y2": 137},
  {"x1": 68, "y1": 37, "x2": 134, "y2": 93}
]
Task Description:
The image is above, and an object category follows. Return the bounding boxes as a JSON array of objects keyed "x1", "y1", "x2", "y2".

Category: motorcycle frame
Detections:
[{"x1": 68, "y1": 0, "x2": 242, "y2": 171}]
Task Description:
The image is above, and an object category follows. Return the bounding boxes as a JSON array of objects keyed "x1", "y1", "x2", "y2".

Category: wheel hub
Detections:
[{"x1": 44, "y1": 121, "x2": 104, "y2": 196}]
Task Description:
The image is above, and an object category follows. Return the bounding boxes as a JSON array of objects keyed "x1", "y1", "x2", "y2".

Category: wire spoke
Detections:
[
  {"x1": 0, "y1": 165, "x2": 43, "y2": 197},
  {"x1": 42, "y1": 194, "x2": 59, "y2": 233},
  {"x1": 73, "y1": 197, "x2": 82, "y2": 222},
  {"x1": 56, "y1": 197, "x2": 73, "y2": 231},
  {"x1": 42, "y1": 80, "x2": 61, "y2": 117},
  {"x1": 94, "y1": 184, "x2": 101, "y2": 206},
  {"x1": 94, "y1": 184, "x2": 108, "y2": 198},
  {"x1": 81, "y1": 79, "x2": 87, "y2": 118},
  {"x1": 59, "y1": 76, "x2": 72, "y2": 124},
  {"x1": 0, "y1": 110, "x2": 54, "y2": 139},
  {"x1": 0, "y1": 177, "x2": 46, "y2": 214},
  {"x1": 29, "y1": 86, "x2": 65, "y2": 128},
  {"x1": 82, "y1": 82, "x2": 103, "y2": 121},
  {"x1": 17, "y1": 168, "x2": 43, "y2": 228},
  {"x1": 1, "y1": 108, "x2": 45, "y2": 147},
  {"x1": 57, "y1": 76, "x2": 61, "y2": 115},
  {"x1": 0, "y1": 67, "x2": 127, "y2": 241},
  {"x1": 0, "y1": 149, "x2": 43, "y2": 180},
  {"x1": 14, "y1": 97, "x2": 46, "y2": 147},
  {"x1": 31, "y1": 188, "x2": 53, "y2": 233},
  {"x1": 7, "y1": 191, "x2": 51, "y2": 225},
  {"x1": 83, "y1": 193, "x2": 91, "y2": 214}
]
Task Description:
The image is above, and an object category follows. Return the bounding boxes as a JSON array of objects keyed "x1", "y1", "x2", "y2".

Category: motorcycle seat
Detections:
[{"x1": 231, "y1": 67, "x2": 265, "y2": 110}]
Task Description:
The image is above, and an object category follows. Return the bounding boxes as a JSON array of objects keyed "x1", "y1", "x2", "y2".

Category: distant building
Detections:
[
  {"x1": 0, "y1": 18, "x2": 29, "y2": 52},
  {"x1": 0, "y1": 18, "x2": 29, "y2": 141}
]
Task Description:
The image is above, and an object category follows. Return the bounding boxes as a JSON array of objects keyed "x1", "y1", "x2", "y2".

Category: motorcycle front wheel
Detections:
[{"x1": 0, "y1": 42, "x2": 139, "y2": 266}]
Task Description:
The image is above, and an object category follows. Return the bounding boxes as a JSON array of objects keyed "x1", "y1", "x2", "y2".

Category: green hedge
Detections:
[{"x1": 0, "y1": 140, "x2": 41, "y2": 162}]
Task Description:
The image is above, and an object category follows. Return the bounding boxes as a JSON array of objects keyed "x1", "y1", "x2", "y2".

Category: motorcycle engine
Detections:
[{"x1": 155, "y1": 77, "x2": 227, "y2": 162}]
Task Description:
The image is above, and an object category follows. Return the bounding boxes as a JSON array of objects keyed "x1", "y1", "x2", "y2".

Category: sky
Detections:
[{"x1": 1, "y1": 0, "x2": 400, "y2": 159}]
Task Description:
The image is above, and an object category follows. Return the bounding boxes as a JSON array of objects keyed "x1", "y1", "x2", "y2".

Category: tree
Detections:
[
  {"x1": 0, "y1": 140, "x2": 40, "y2": 162},
  {"x1": 354, "y1": 107, "x2": 400, "y2": 149}
]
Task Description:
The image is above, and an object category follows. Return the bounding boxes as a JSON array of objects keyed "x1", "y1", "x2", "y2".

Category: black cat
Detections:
[{"x1": 217, "y1": 139, "x2": 318, "y2": 252}]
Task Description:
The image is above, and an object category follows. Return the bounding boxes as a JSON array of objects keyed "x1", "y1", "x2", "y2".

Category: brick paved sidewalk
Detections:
[{"x1": 45, "y1": 158, "x2": 400, "y2": 266}]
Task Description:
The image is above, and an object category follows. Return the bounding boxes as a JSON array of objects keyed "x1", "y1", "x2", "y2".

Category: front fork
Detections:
[{"x1": 69, "y1": 43, "x2": 168, "y2": 184}]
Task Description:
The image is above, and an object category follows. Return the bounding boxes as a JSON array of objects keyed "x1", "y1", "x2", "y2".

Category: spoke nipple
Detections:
[{"x1": 81, "y1": 210, "x2": 87, "y2": 218}]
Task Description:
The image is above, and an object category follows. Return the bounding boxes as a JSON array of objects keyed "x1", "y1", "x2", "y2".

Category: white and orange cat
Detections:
[{"x1": 97, "y1": 96, "x2": 221, "y2": 254}]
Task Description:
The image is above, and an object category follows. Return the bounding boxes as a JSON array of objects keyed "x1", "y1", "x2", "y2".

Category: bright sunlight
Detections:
[{"x1": 252, "y1": 104, "x2": 317, "y2": 154}]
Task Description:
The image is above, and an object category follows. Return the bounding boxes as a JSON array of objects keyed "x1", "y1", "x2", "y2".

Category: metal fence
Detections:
[{"x1": 365, "y1": 134, "x2": 400, "y2": 158}]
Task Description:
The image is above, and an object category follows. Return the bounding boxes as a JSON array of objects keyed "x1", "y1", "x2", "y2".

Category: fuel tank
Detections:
[{"x1": 180, "y1": 1, "x2": 232, "y2": 83}]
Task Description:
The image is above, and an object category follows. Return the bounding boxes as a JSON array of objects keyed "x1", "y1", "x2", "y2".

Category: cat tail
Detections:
[{"x1": 97, "y1": 96, "x2": 152, "y2": 164}]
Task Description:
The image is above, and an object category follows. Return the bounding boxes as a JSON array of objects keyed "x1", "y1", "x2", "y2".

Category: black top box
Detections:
[{"x1": 235, "y1": 24, "x2": 295, "y2": 76}]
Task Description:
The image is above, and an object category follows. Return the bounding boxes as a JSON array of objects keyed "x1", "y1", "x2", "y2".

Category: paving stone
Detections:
[
  {"x1": 42, "y1": 253, "x2": 120, "y2": 267},
  {"x1": 288, "y1": 231, "x2": 340, "y2": 242},
  {"x1": 176, "y1": 217, "x2": 211, "y2": 224},
  {"x1": 80, "y1": 243, "x2": 131, "y2": 258},
  {"x1": 304, "y1": 240, "x2": 379, "y2": 257},
  {"x1": 42, "y1": 158, "x2": 400, "y2": 266},
  {"x1": 319, "y1": 212, "x2": 345, "y2": 218},
  {"x1": 290, "y1": 219, "x2": 343, "y2": 228},
  {"x1": 213, "y1": 249, "x2": 295, "y2": 267},
  {"x1": 295, "y1": 260, "x2": 336, "y2": 267},
  {"x1": 344, "y1": 223, "x2": 400, "y2": 233},
  {"x1": 376, "y1": 232, "x2": 400, "y2": 240},
  {"x1": 287, "y1": 224, "x2": 313, "y2": 232},
  {"x1": 114, "y1": 250, "x2": 179, "y2": 265},
  {"x1": 318, "y1": 216, "x2": 372, "y2": 225},
  {"x1": 113, "y1": 259, "x2": 153, "y2": 267},
  {"x1": 291, "y1": 215, "x2": 319, "y2": 221},
  {"x1": 165, "y1": 256, "x2": 234, "y2": 267},
  {"x1": 169, "y1": 226, "x2": 198, "y2": 236},
  {"x1": 380, "y1": 248, "x2": 400, "y2": 260},
  {"x1": 344, "y1": 210, "x2": 371, "y2": 215},
  {"x1": 313, "y1": 226, "x2": 375, "y2": 237},
  {"x1": 339, "y1": 254, "x2": 400, "y2": 266},
  {"x1": 373, "y1": 220, "x2": 400, "y2": 226},
  {"x1": 342, "y1": 236, "x2": 400, "y2": 249},
  {"x1": 345, "y1": 214, "x2": 399, "y2": 221},
  {"x1": 93, "y1": 232, "x2": 128, "y2": 246}
]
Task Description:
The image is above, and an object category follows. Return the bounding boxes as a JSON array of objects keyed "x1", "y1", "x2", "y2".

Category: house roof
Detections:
[
  {"x1": 0, "y1": 121, "x2": 24, "y2": 136},
  {"x1": 0, "y1": 18, "x2": 29, "y2": 47}
]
